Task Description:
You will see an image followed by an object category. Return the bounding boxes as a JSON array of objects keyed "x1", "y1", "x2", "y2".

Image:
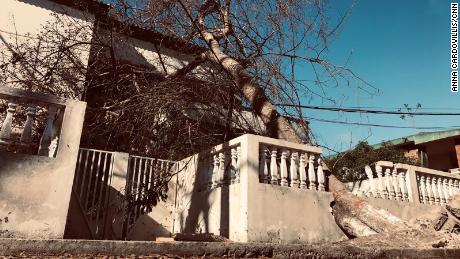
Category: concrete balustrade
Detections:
[
  {"x1": 414, "y1": 167, "x2": 460, "y2": 206},
  {"x1": 349, "y1": 161, "x2": 460, "y2": 206},
  {"x1": 259, "y1": 142, "x2": 324, "y2": 191},
  {"x1": 0, "y1": 87, "x2": 66, "y2": 157},
  {"x1": 194, "y1": 144, "x2": 241, "y2": 192}
]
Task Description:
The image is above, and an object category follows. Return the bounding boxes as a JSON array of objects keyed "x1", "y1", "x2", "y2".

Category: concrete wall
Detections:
[
  {"x1": 0, "y1": 100, "x2": 86, "y2": 239},
  {"x1": 107, "y1": 32, "x2": 195, "y2": 76},
  {"x1": 0, "y1": 0, "x2": 96, "y2": 97},
  {"x1": 247, "y1": 184, "x2": 347, "y2": 243}
]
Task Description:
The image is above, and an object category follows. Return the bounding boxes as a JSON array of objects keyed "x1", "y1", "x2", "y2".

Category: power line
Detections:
[
  {"x1": 303, "y1": 116, "x2": 460, "y2": 130},
  {"x1": 286, "y1": 104, "x2": 460, "y2": 111},
  {"x1": 277, "y1": 104, "x2": 460, "y2": 116}
]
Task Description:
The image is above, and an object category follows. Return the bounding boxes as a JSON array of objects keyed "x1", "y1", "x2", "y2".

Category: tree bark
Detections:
[
  {"x1": 200, "y1": 38, "x2": 303, "y2": 144},
  {"x1": 329, "y1": 175, "x2": 412, "y2": 236}
]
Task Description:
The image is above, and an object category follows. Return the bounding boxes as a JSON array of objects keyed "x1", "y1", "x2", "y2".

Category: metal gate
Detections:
[
  {"x1": 122, "y1": 155, "x2": 176, "y2": 238},
  {"x1": 73, "y1": 148, "x2": 115, "y2": 239}
]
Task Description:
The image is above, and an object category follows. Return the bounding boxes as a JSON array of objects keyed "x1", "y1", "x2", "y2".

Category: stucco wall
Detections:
[
  {"x1": 0, "y1": 100, "x2": 86, "y2": 239},
  {"x1": 0, "y1": 0, "x2": 95, "y2": 97},
  {"x1": 247, "y1": 184, "x2": 347, "y2": 244},
  {"x1": 107, "y1": 32, "x2": 195, "y2": 76}
]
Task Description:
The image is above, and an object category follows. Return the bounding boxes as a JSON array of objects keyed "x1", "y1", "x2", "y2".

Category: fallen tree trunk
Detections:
[{"x1": 329, "y1": 174, "x2": 411, "y2": 236}]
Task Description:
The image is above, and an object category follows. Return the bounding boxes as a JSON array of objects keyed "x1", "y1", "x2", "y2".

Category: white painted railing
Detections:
[
  {"x1": 186, "y1": 134, "x2": 325, "y2": 193},
  {"x1": 194, "y1": 143, "x2": 242, "y2": 192},
  {"x1": 413, "y1": 166, "x2": 460, "y2": 205},
  {"x1": 0, "y1": 86, "x2": 67, "y2": 157},
  {"x1": 259, "y1": 142, "x2": 325, "y2": 191},
  {"x1": 352, "y1": 161, "x2": 460, "y2": 205}
]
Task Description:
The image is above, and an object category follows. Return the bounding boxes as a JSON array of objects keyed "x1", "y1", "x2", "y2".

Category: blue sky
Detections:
[{"x1": 305, "y1": 0, "x2": 460, "y2": 155}]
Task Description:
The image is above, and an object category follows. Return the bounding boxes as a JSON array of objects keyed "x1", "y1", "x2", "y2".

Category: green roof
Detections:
[
  {"x1": 324, "y1": 129, "x2": 460, "y2": 160},
  {"x1": 372, "y1": 129, "x2": 460, "y2": 149}
]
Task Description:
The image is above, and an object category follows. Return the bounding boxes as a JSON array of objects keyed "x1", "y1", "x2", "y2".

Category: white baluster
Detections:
[
  {"x1": 231, "y1": 148, "x2": 238, "y2": 184},
  {"x1": 419, "y1": 175, "x2": 428, "y2": 204},
  {"x1": 299, "y1": 154, "x2": 307, "y2": 189},
  {"x1": 38, "y1": 105, "x2": 58, "y2": 156},
  {"x1": 211, "y1": 154, "x2": 219, "y2": 188},
  {"x1": 449, "y1": 179, "x2": 455, "y2": 202},
  {"x1": 455, "y1": 180, "x2": 460, "y2": 194},
  {"x1": 364, "y1": 165, "x2": 375, "y2": 197},
  {"x1": 432, "y1": 177, "x2": 440, "y2": 205},
  {"x1": 289, "y1": 152, "x2": 299, "y2": 188},
  {"x1": 426, "y1": 176, "x2": 434, "y2": 204},
  {"x1": 392, "y1": 168, "x2": 402, "y2": 201},
  {"x1": 280, "y1": 150, "x2": 288, "y2": 186},
  {"x1": 20, "y1": 106, "x2": 36, "y2": 143},
  {"x1": 260, "y1": 147, "x2": 269, "y2": 183},
  {"x1": 385, "y1": 168, "x2": 395, "y2": 200},
  {"x1": 399, "y1": 170, "x2": 408, "y2": 202},
  {"x1": 443, "y1": 178, "x2": 450, "y2": 204},
  {"x1": 317, "y1": 158, "x2": 325, "y2": 191},
  {"x1": 270, "y1": 149, "x2": 279, "y2": 185},
  {"x1": 416, "y1": 175, "x2": 422, "y2": 202},
  {"x1": 438, "y1": 178, "x2": 446, "y2": 205},
  {"x1": 218, "y1": 152, "x2": 226, "y2": 185},
  {"x1": 0, "y1": 102, "x2": 17, "y2": 141},
  {"x1": 376, "y1": 165, "x2": 386, "y2": 199},
  {"x1": 308, "y1": 155, "x2": 316, "y2": 190}
]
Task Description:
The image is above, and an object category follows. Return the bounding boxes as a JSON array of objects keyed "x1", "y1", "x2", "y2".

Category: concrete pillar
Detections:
[{"x1": 406, "y1": 167, "x2": 420, "y2": 204}]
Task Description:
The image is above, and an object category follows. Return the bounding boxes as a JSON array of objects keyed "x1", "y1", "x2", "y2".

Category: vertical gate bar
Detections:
[
  {"x1": 73, "y1": 149, "x2": 83, "y2": 189},
  {"x1": 149, "y1": 158, "x2": 155, "y2": 191},
  {"x1": 122, "y1": 155, "x2": 134, "y2": 240},
  {"x1": 85, "y1": 151, "x2": 100, "y2": 210},
  {"x1": 90, "y1": 151, "x2": 103, "y2": 214},
  {"x1": 80, "y1": 150, "x2": 94, "y2": 204},
  {"x1": 130, "y1": 157, "x2": 139, "y2": 230},
  {"x1": 92, "y1": 152, "x2": 106, "y2": 236},
  {"x1": 76, "y1": 149, "x2": 89, "y2": 193},
  {"x1": 139, "y1": 159, "x2": 147, "y2": 214},
  {"x1": 102, "y1": 152, "x2": 115, "y2": 239},
  {"x1": 136, "y1": 158, "x2": 144, "y2": 220}
]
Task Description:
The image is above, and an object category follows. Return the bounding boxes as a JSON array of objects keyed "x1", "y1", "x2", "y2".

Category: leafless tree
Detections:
[{"x1": 2, "y1": 0, "x2": 455, "y2": 245}]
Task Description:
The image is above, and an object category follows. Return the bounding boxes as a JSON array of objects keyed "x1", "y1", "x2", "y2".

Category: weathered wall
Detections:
[
  {"x1": 108, "y1": 32, "x2": 195, "y2": 76},
  {"x1": 247, "y1": 184, "x2": 347, "y2": 244},
  {"x1": 0, "y1": 100, "x2": 86, "y2": 239},
  {"x1": 363, "y1": 197, "x2": 440, "y2": 224},
  {"x1": 0, "y1": 0, "x2": 96, "y2": 97}
]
